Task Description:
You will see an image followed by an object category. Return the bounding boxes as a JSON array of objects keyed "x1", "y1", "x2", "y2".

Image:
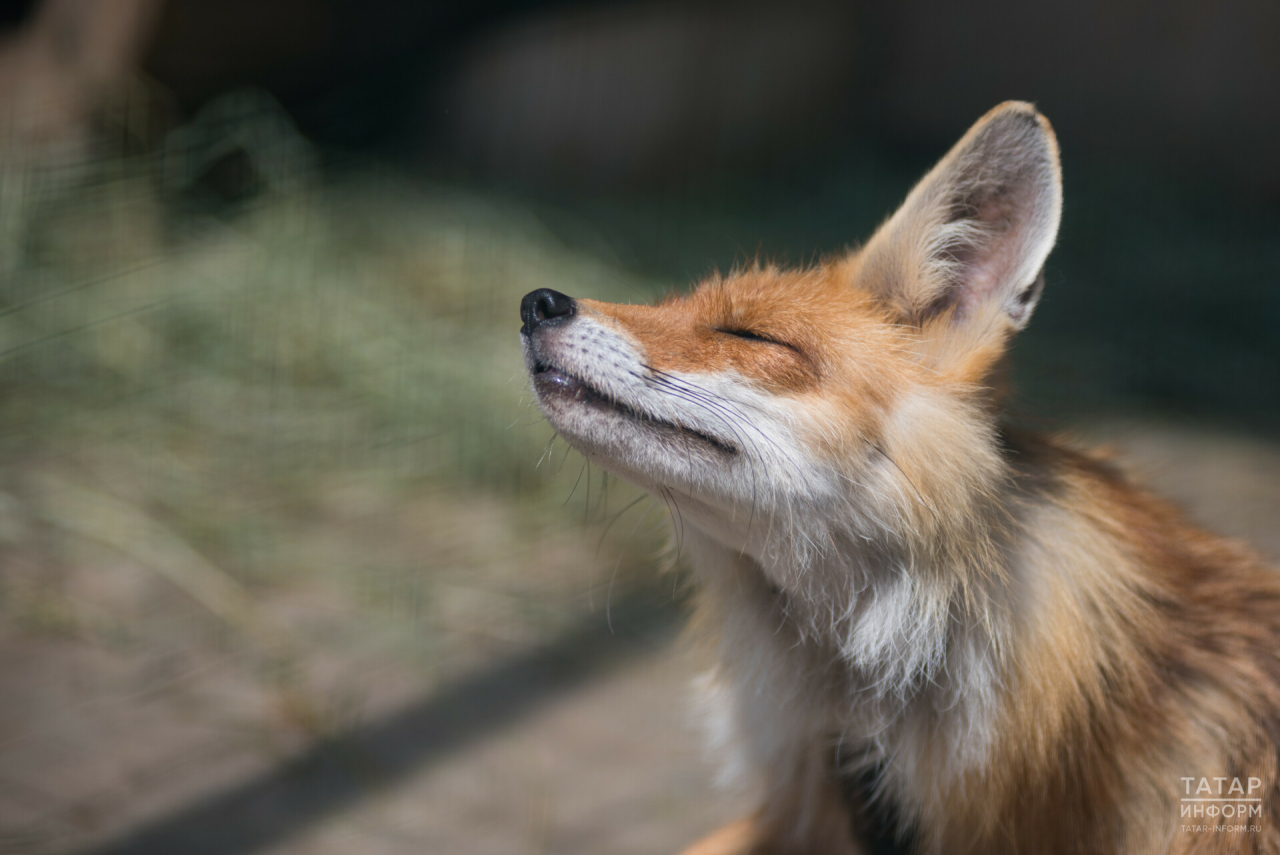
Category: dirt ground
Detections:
[{"x1": 1, "y1": 416, "x2": 1278, "y2": 855}]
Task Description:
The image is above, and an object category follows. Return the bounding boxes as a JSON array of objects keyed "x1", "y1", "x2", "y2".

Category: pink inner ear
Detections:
[
  {"x1": 944, "y1": 181, "x2": 1043, "y2": 324},
  {"x1": 953, "y1": 259, "x2": 1004, "y2": 322},
  {"x1": 952, "y1": 234, "x2": 1019, "y2": 322}
]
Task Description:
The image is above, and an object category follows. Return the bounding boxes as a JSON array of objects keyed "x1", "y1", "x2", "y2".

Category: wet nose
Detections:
[{"x1": 520, "y1": 288, "x2": 576, "y2": 334}]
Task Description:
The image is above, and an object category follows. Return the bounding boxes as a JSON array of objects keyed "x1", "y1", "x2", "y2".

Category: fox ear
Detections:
[{"x1": 860, "y1": 102, "x2": 1062, "y2": 333}]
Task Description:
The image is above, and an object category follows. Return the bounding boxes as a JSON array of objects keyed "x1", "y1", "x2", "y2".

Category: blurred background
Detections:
[{"x1": 0, "y1": 1, "x2": 1276, "y2": 853}]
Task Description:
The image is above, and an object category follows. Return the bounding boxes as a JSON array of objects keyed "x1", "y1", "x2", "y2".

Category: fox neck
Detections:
[
  {"x1": 690, "y1": 515, "x2": 1012, "y2": 717},
  {"x1": 684, "y1": 443, "x2": 1022, "y2": 782}
]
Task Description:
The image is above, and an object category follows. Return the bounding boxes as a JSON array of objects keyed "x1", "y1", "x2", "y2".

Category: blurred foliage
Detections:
[{"x1": 0, "y1": 92, "x2": 676, "y2": 735}]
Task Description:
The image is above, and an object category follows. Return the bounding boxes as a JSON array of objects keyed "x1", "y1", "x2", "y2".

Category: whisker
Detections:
[
  {"x1": 556, "y1": 439, "x2": 574, "y2": 474},
  {"x1": 866, "y1": 439, "x2": 939, "y2": 522},
  {"x1": 638, "y1": 375, "x2": 768, "y2": 542},
  {"x1": 605, "y1": 497, "x2": 664, "y2": 632},
  {"x1": 596, "y1": 492, "x2": 652, "y2": 556},
  {"x1": 564, "y1": 457, "x2": 588, "y2": 507},
  {"x1": 536, "y1": 431, "x2": 560, "y2": 468}
]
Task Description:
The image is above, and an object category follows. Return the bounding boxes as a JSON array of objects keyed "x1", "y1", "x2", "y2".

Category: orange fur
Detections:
[{"x1": 520, "y1": 102, "x2": 1280, "y2": 854}]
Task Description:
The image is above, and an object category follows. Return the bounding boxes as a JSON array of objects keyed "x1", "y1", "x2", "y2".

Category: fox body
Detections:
[{"x1": 519, "y1": 103, "x2": 1280, "y2": 854}]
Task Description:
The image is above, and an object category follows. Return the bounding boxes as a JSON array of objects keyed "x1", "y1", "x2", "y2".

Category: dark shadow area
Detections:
[{"x1": 81, "y1": 588, "x2": 683, "y2": 855}]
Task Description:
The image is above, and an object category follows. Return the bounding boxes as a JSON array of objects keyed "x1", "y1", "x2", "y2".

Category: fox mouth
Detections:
[{"x1": 532, "y1": 361, "x2": 738, "y2": 456}]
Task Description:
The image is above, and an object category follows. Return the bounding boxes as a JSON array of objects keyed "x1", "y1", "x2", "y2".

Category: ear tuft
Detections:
[{"x1": 861, "y1": 101, "x2": 1062, "y2": 333}]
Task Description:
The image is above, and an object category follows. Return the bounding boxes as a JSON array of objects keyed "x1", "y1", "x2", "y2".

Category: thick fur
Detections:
[{"x1": 520, "y1": 102, "x2": 1280, "y2": 854}]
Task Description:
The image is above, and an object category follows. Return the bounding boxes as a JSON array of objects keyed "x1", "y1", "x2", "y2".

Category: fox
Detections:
[{"x1": 519, "y1": 102, "x2": 1280, "y2": 854}]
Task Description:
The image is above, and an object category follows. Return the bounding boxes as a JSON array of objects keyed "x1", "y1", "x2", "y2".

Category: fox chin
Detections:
[{"x1": 519, "y1": 102, "x2": 1280, "y2": 855}]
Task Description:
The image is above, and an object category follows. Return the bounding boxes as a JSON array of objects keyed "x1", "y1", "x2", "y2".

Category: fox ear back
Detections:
[{"x1": 860, "y1": 102, "x2": 1062, "y2": 335}]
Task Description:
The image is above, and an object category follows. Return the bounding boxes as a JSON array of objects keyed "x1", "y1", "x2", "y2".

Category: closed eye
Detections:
[{"x1": 714, "y1": 327, "x2": 797, "y2": 351}]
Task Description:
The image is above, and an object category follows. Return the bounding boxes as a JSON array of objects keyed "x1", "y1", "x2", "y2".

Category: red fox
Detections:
[{"x1": 519, "y1": 102, "x2": 1280, "y2": 854}]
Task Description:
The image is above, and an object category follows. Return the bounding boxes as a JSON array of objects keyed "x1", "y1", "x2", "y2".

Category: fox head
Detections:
[{"x1": 520, "y1": 102, "x2": 1061, "y2": 609}]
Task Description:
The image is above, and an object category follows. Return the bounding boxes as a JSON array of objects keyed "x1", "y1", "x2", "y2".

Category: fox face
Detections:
[
  {"x1": 522, "y1": 267, "x2": 887, "y2": 541},
  {"x1": 521, "y1": 102, "x2": 1061, "y2": 592}
]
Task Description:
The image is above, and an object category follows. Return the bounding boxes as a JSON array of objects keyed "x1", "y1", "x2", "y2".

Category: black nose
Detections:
[{"x1": 520, "y1": 288, "x2": 576, "y2": 334}]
